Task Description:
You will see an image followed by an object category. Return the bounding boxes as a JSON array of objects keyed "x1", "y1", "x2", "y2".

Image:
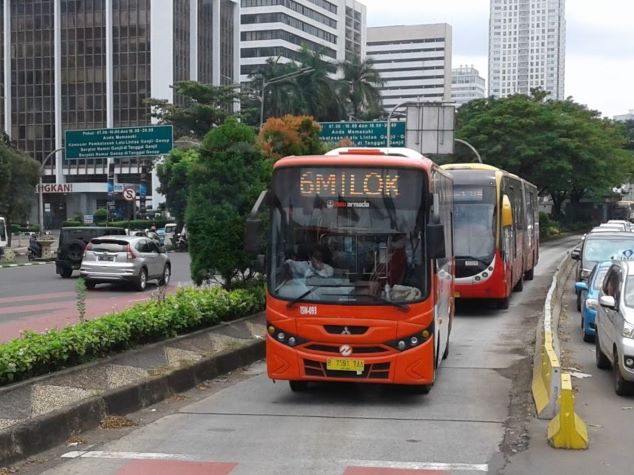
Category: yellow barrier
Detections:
[
  {"x1": 547, "y1": 373, "x2": 589, "y2": 449},
  {"x1": 532, "y1": 330, "x2": 560, "y2": 419}
]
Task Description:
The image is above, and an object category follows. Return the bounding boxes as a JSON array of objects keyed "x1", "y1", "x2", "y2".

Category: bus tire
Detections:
[
  {"x1": 524, "y1": 267, "x2": 534, "y2": 281},
  {"x1": 442, "y1": 340, "x2": 449, "y2": 360},
  {"x1": 289, "y1": 380, "x2": 308, "y2": 392},
  {"x1": 513, "y1": 275, "x2": 524, "y2": 292},
  {"x1": 496, "y1": 297, "x2": 510, "y2": 309},
  {"x1": 407, "y1": 384, "x2": 431, "y2": 394}
]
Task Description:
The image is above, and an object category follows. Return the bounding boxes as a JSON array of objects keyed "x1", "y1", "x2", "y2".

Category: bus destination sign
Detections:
[{"x1": 300, "y1": 170, "x2": 400, "y2": 198}]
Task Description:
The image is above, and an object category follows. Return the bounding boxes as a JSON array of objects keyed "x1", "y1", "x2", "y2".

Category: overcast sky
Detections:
[{"x1": 360, "y1": 0, "x2": 633, "y2": 118}]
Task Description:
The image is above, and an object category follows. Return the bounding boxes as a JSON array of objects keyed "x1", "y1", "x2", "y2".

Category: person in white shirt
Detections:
[{"x1": 285, "y1": 246, "x2": 334, "y2": 279}]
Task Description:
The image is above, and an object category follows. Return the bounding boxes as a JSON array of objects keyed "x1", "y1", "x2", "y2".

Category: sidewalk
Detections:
[{"x1": 0, "y1": 232, "x2": 59, "y2": 267}]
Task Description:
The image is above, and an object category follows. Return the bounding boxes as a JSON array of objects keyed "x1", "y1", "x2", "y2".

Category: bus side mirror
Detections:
[
  {"x1": 245, "y1": 218, "x2": 261, "y2": 254},
  {"x1": 502, "y1": 194, "x2": 513, "y2": 227},
  {"x1": 427, "y1": 223, "x2": 446, "y2": 259}
]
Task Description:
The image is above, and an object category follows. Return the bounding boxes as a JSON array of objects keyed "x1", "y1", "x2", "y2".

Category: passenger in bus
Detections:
[{"x1": 285, "y1": 245, "x2": 334, "y2": 279}]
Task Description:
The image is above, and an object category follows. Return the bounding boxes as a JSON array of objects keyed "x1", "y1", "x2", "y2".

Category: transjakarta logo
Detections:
[{"x1": 326, "y1": 200, "x2": 370, "y2": 209}]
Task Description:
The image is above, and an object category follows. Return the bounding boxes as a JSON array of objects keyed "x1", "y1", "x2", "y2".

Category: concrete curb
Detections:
[
  {"x1": 0, "y1": 315, "x2": 266, "y2": 466},
  {"x1": 0, "y1": 260, "x2": 54, "y2": 269}
]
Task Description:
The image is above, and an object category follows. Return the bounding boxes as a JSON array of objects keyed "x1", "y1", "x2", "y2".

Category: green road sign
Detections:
[
  {"x1": 65, "y1": 125, "x2": 173, "y2": 159},
  {"x1": 319, "y1": 121, "x2": 405, "y2": 147}
]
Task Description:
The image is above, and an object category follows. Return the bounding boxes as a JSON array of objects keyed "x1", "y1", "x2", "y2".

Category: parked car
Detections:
[
  {"x1": 56, "y1": 226, "x2": 126, "y2": 278},
  {"x1": 164, "y1": 223, "x2": 177, "y2": 247},
  {"x1": 575, "y1": 260, "x2": 611, "y2": 342},
  {"x1": 606, "y1": 220, "x2": 632, "y2": 232},
  {"x1": 595, "y1": 258, "x2": 634, "y2": 395},
  {"x1": 79, "y1": 235, "x2": 171, "y2": 291},
  {"x1": 571, "y1": 231, "x2": 634, "y2": 311}
]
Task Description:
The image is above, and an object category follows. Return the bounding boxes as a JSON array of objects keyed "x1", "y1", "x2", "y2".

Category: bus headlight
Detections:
[
  {"x1": 267, "y1": 322, "x2": 306, "y2": 347},
  {"x1": 386, "y1": 323, "x2": 434, "y2": 352},
  {"x1": 586, "y1": 298, "x2": 599, "y2": 310},
  {"x1": 623, "y1": 322, "x2": 634, "y2": 339}
]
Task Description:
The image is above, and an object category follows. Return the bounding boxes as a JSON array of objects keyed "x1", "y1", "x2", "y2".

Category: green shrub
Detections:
[
  {"x1": 539, "y1": 212, "x2": 560, "y2": 239},
  {"x1": 61, "y1": 220, "x2": 83, "y2": 227},
  {"x1": 93, "y1": 208, "x2": 108, "y2": 223},
  {"x1": 0, "y1": 284, "x2": 265, "y2": 386}
]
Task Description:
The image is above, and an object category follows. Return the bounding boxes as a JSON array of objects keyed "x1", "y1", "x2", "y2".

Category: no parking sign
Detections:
[{"x1": 122, "y1": 186, "x2": 136, "y2": 202}]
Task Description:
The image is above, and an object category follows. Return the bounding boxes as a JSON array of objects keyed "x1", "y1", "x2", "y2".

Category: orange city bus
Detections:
[
  {"x1": 246, "y1": 147, "x2": 454, "y2": 393},
  {"x1": 441, "y1": 163, "x2": 539, "y2": 309}
]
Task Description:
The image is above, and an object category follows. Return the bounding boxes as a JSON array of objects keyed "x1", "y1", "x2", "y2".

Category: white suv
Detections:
[{"x1": 596, "y1": 258, "x2": 634, "y2": 395}]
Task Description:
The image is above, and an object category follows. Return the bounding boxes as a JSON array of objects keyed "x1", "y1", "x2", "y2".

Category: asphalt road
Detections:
[
  {"x1": 34, "y1": 238, "x2": 579, "y2": 475},
  {"x1": 505, "y1": 237, "x2": 634, "y2": 474},
  {"x1": 0, "y1": 252, "x2": 192, "y2": 342}
]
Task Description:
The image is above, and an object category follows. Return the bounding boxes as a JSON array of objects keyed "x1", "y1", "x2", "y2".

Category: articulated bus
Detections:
[
  {"x1": 441, "y1": 164, "x2": 539, "y2": 309},
  {"x1": 246, "y1": 147, "x2": 454, "y2": 393}
]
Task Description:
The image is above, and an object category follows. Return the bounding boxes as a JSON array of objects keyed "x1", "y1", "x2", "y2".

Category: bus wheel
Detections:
[
  {"x1": 407, "y1": 384, "x2": 431, "y2": 394},
  {"x1": 289, "y1": 381, "x2": 308, "y2": 392},
  {"x1": 524, "y1": 268, "x2": 534, "y2": 281},
  {"x1": 442, "y1": 340, "x2": 449, "y2": 360},
  {"x1": 496, "y1": 297, "x2": 510, "y2": 309},
  {"x1": 513, "y1": 275, "x2": 524, "y2": 292}
]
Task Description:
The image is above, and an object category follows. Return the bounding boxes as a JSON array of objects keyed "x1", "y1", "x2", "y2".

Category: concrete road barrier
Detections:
[{"x1": 547, "y1": 373, "x2": 589, "y2": 449}]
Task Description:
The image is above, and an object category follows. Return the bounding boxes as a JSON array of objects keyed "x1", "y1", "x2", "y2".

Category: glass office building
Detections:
[{"x1": 1, "y1": 0, "x2": 240, "y2": 227}]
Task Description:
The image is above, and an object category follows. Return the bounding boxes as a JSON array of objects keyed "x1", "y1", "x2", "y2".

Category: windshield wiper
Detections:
[
  {"x1": 357, "y1": 292, "x2": 410, "y2": 310},
  {"x1": 286, "y1": 286, "x2": 318, "y2": 309}
]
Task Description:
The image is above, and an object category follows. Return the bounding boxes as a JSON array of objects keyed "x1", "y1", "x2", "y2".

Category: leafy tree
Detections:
[
  {"x1": 338, "y1": 54, "x2": 384, "y2": 120},
  {"x1": 258, "y1": 115, "x2": 323, "y2": 161},
  {"x1": 156, "y1": 148, "x2": 199, "y2": 228},
  {"x1": 456, "y1": 93, "x2": 632, "y2": 217},
  {"x1": 0, "y1": 138, "x2": 40, "y2": 244},
  {"x1": 186, "y1": 118, "x2": 268, "y2": 288},
  {"x1": 145, "y1": 81, "x2": 239, "y2": 140}
]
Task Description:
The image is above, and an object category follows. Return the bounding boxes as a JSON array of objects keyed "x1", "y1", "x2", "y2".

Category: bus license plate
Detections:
[
  {"x1": 465, "y1": 260, "x2": 479, "y2": 266},
  {"x1": 326, "y1": 358, "x2": 364, "y2": 372}
]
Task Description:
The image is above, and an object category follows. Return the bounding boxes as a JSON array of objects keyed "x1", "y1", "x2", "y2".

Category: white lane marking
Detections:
[
  {"x1": 343, "y1": 459, "x2": 489, "y2": 472},
  {"x1": 62, "y1": 451, "x2": 195, "y2": 461}
]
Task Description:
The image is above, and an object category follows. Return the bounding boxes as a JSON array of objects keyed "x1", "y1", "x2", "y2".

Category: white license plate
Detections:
[{"x1": 99, "y1": 256, "x2": 114, "y2": 261}]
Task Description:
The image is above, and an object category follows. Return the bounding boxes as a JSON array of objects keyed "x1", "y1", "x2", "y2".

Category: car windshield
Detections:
[
  {"x1": 625, "y1": 274, "x2": 634, "y2": 308},
  {"x1": 268, "y1": 166, "x2": 427, "y2": 305},
  {"x1": 582, "y1": 238, "x2": 634, "y2": 268}
]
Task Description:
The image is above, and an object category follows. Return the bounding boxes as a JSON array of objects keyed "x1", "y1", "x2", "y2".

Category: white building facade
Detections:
[
  {"x1": 366, "y1": 23, "x2": 452, "y2": 113},
  {"x1": 614, "y1": 110, "x2": 634, "y2": 122},
  {"x1": 1, "y1": 0, "x2": 240, "y2": 227},
  {"x1": 488, "y1": 0, "x2": 565, "y2": 99},
  {"x1": 240, "y1": 0, "x2": 367, "y2": 82},
  {"x1": 452, "y1": 65, "x2": 486, "y2": 107}
]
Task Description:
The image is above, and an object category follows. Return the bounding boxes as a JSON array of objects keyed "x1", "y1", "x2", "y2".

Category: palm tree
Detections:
[
  {"x1": 339, "y1": 55, "x2": 384, "y2": 120},
  {"x1": 248, "y1": 57, "x2": 304, "y2": 123}
]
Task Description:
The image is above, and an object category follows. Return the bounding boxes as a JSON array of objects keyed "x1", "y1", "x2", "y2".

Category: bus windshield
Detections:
[
  {"x1": 269, "y1": 167, "x2": 427, "y2": 305},
  {"x1": 453, "y1": 183, "x2": 497, "y2": 262}
]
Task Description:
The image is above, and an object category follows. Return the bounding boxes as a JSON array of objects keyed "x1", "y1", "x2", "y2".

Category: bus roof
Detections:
[
  {"x1": 275, "y1": 147, "x2": 437, "y2": 171},
  {"x1": 441, "y1": 162, "x2": 528, "y2": 183}
]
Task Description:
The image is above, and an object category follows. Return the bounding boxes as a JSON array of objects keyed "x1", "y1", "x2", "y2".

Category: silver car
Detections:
[
  {"x1": 79, "y1": 235, "x2": 171, "y2": 291},
  {"x1": 596, "y1": 258, "x2": 634, "y2": 395}
]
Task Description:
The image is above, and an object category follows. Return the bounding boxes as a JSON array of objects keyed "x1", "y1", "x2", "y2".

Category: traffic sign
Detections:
[
  {"x1": 122, "y1": 187, "x2": 136, "y2": 202},
  {"x1": 319, "y1": 121, "x2": 405, "y2": 147},
  {"x1": 65, "y1": 125, "x2": 173, "y2": 159}
]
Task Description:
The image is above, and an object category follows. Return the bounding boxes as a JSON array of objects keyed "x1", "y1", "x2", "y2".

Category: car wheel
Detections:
[
  {"x1": 84, "y1": 280, "x2": 96, "y2": 290},
  {"x1": 595, "y1": 333, "x2": 611, "y2": 369},
  {"x1": 582, "y1": 331, "x2": 594, "y2": 343},
  {"x1": 576, "y1": 293, "x2": 581, "y2": 312},
  {"x1": 59, "y1": 267, "x2": 73, "y2": 278},
  {"x1": 135, "y1": 268, "x2": 148, "y2": 291},
  {"x1": 289, "y1": 381, "x2": 308, "y2": 392},
  {"x1": 614, "y1": 349, "x2": 634, "y2": 396},
  {"x1": 159, "y1": 264, "x2": 171, "y2": 286}
]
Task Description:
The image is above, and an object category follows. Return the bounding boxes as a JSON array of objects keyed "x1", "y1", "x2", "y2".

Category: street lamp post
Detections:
[
  {"x1": 259, "y1": 67, "x2": 313, "y2": 129},
  {"x1": 39, "y1": 147, "x2": 64, "y2": 233},
  {"x1": 454, "y1": 138, "x2": 483, "y2": 164}
]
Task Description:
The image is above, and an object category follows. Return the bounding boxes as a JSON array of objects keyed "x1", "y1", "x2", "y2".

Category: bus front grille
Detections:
[
  {"x1": 305, "y1": 344, "x2": 388, "y2": 354},
  {"x1": 303, "y1": 359, "x2": 390, "y2": 379}
]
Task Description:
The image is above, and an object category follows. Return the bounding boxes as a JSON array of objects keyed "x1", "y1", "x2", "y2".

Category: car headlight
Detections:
[
  {"x1": 586, "y1": 298, "x2": 599, "y2": 310},
  {"x1": 623, "y1": 322, "x2": 634, "y2": 339}
]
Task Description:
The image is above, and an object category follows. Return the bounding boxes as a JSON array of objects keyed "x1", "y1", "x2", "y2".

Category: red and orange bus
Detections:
[
  {"x1": 440, "y1": 163, "x2": 539, "y2": 309},
  {"x1": 246, "y1": 147, "x2": 454, "y2": 393}
]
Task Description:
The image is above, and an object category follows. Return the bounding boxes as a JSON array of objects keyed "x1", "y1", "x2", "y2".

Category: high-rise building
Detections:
[
  {"x1": 452, "y1": 65, "x2": 486, "y2": 107},
  {"x1": 366, "y1": 24, "x2": 452, "y2": 113},
  {"x1": 614, "y1": 110, "x2": 634, "y2": 122},
  {"x1": 1, "y1": 0, "x2": 240, "y2": 227},
  {"x1": 239, "y1": 0, "x2": 366, "y2": 82},
  {"x1": 488, "y1": 0, "x2": 565, "y2": 99}
]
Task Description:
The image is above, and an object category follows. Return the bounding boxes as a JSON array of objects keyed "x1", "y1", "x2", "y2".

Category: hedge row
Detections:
[
  {"x1": 61, "y1": 219, "x2": 171, "y2": 230},
  {"x1": 0, "y1": 284, "x2": 265, "y2": 386}
]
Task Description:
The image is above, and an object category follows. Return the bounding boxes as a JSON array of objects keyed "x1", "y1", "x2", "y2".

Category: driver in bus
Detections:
[{"x1": 285, "y1": 245, "x2": 334, "y2": 279}]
